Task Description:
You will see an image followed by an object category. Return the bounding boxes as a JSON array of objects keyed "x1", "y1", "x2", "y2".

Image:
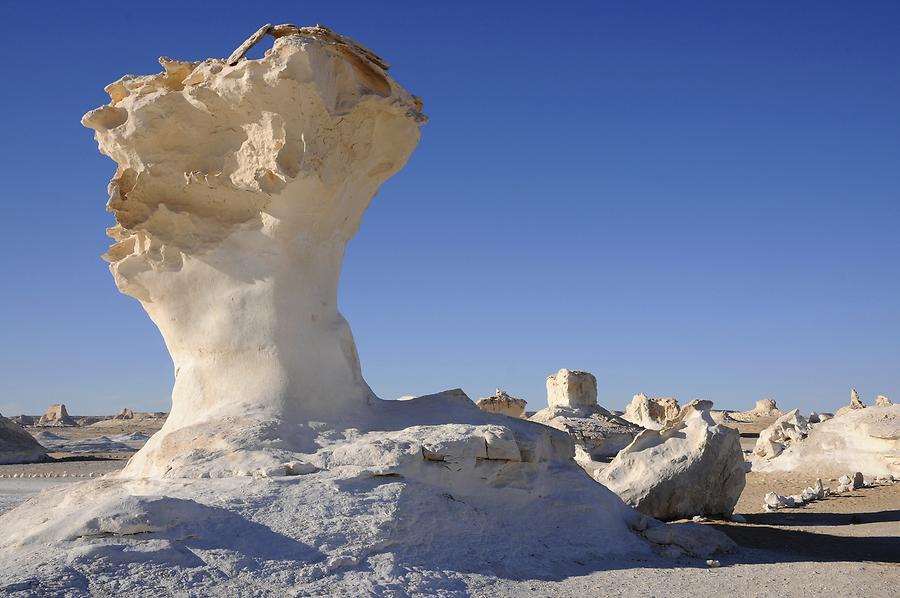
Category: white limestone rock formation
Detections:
[
  {"x1": 79, "y1": 22, "x2": 431, "y2": 479},
  {"x1": 36, "y1": 404, "x2": 75, "y2": 427},
  {"x1": 546, "y1": 368, "x2": 598, "y2": 409},
  {"x1": 750, "y1": 399, "x2": 781, "y2": 417},
  {"x1": 475, "y1": 389, "x2": 527, "y2": 418},
  {"x1": 0, "y1": 414, "x2": 49, "y2": 464},
  {"x1": 598, "y1": 400, "x2": 746, "y2": 520},
  {"x1": 835, "y1": 388, "x2": 866, "y2": 417},
  {"x1": 530, "y1": 369, "x2": 642, "y2": 463},
  {"x1": 0, "y1": 25, "x2": 737, "y2": 594},
  {"x1": 622, "y1": 393, "x2": 680, "y2": 430},
  {"x1": 875, "y1": 395, "x2": 893, "y2": 407},
  {"x1": 755, "y1": 405, "x2": 900, "y2": 477},
  {"x1": 753, "y1": 409, "x2": 810, "y2": 460}
]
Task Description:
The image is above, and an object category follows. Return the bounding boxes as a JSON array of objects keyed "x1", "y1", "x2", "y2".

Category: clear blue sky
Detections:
[{"x1": 1, "y1": 1, "x2": 898, "y2": 416}]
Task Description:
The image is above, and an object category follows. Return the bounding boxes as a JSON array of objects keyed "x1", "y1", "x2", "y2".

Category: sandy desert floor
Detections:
[{"x1": 0, "y1": 425, "x2": 896, "y2": 596}]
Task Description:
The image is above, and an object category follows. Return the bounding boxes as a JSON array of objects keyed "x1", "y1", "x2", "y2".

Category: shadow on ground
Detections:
[{"x1": 710, "y1": 521, "x2": 900, "y2": 564}]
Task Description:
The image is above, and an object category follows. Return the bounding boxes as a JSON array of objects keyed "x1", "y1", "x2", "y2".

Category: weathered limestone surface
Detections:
[
  {"x1": 546, "y1": 369, "x2": 597, "y2": 409},
  {"x1": 753, "y1": 409, "x2": 810, "y2": 460},
  {"x1": 755, "y1": 405, "x2": 900, "y2": 477},
  {"x1": 0, "y1": 414, "x2": 49, "y2": 464},
  {"x1": 530, "y1": 370, "x2": 641, "y2": 463},
  {"x1": 599, "y1": 401, "x2": 746, "y2": 520},
  {"x1": 875, "y1": 395, "x2": 893, "y2": 407},
  {"x1": 475, "y1": 389, "x2": 526, "y2": 418},
  {"x1": 80, "y1": 23, "x2": 427, "y2": 477},
  {"x1": 622, "y1": 393, "x2": 680, "y2": 430}
]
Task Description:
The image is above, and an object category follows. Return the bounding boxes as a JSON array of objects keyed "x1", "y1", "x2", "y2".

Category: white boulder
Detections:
[
  {"x1": 754, "y1": 409, "x2": 810, "y2": 460},
  {"x1": 599, "y1": 401, "x2": 746, "y2": 520},
  {"x1": 875, "y1": 395, "x2": 893, "y2": 407},
  {"x1": 622, "y1": 393, "x2": 680, "y2": 430}
]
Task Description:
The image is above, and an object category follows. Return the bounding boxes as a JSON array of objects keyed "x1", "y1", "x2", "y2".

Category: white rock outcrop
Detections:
[
  {"x1": 753, "y1": 409, "x2": 810, "y2": 460},
  {"x1": 0, "y1": 414, "x2": 49, "y2": 464},
  {"x1": 546, "y1": 368, "x2": 598, "y2": 409},
  {"x1": 530, "y1": 369, "x2": 642, "y2": 463},
  {"x1": 599, "y1": 400, "x2": 746, "y2": 520},
  {"x1": 0, "y1": 25, "x2": 738, "y2": 595},
  {"x1": 755, "y1": 405, "x2": 900, "y2": 477},
  {"x1": 835, "y1": 388, "x2": 866, "y2": 417},
  {"x1": 875, "y1": 395, "x2": 893, "y2": 407},
  {"x1": 475, "y1": 389, "x2": 527, "y2": 418},
  {"x1": 622, "y1": 393, "x2": 680, "y2": 430}
]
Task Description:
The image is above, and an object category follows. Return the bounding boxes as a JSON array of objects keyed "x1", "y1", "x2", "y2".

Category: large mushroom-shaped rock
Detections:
[
  {"x1": 754, "y1": 405, "x2": 900, "y2": 478},
  {"x1": 0, "y1": 26, "x2": 740, "y2": 594},
  {"x1": 79, "y1": 23, "x2": 429, "y2": 478},
  {"x1": 0, "y1": 414, "x2": 49, "y2": 464},
  {"x1": 753, "y1": 408, "x2": 810, "y2": 460},
  {"x1": 36, "y1": 404, "x2": 76, "y2": 427},
  {"x1": 835, "y1": 388, "x2": 866, "y2": 417},
  {"x1": 622, "y1": 393, "x2": 680, "y2": 430},
  {"x1": 530, "y1": 369, "x2": 641, "y2": 464},
  {"x1": 598, "y1": 401, "x2": 746, "y2": 520},
  {"x1": 475, "y1": 389, "x2": 527, "y2": 418}
]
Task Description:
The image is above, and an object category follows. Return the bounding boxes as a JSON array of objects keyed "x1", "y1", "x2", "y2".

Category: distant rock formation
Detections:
[
  {"x1": 728, "y1": 398, "x2": 782, "y2": 421},
  {"x1": 0, "y1": 414, "x2": 49, "y2": 464},
  {"x1": 755, "y1": 405, "x2": 900, "y2": 477},
  {"x1": 530, "y1": 369, "x2": 641, "y2": 467},
  {"x1": 599, "y1": 401, "x2": 746, "y2": 520},
  {"x1": 750, "y1": 399, "x2": 780, "y2": 417},
  {"x1": 546, "y1": 368, "x2": 597, "y2": 409},
  {"x1": 835, "y1": 388, "x2": 866, "y2": 417},
  {"x1": 754, "y1": 409, "x2": 810, "y2": 460},
  {"x1": 622, "y1": 393, "x2": 680, "y2": 430},
  {"x1": 114, "y1": 408, "x2": 135, "y2": 420},
  {"x1": 875, "y1": 395, "x2": 893, "y2": 407},
  {"x1": 475, "y1": 389, "x2": 526, "y2": 418},
  {"x1": 36, "y1": 404, "x2": 75, "y2": 427}
]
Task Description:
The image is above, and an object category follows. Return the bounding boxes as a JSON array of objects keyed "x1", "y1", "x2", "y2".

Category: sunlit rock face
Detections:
[{"x1": 82, "y1": 25, "x2": 425, "y2": 477}]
